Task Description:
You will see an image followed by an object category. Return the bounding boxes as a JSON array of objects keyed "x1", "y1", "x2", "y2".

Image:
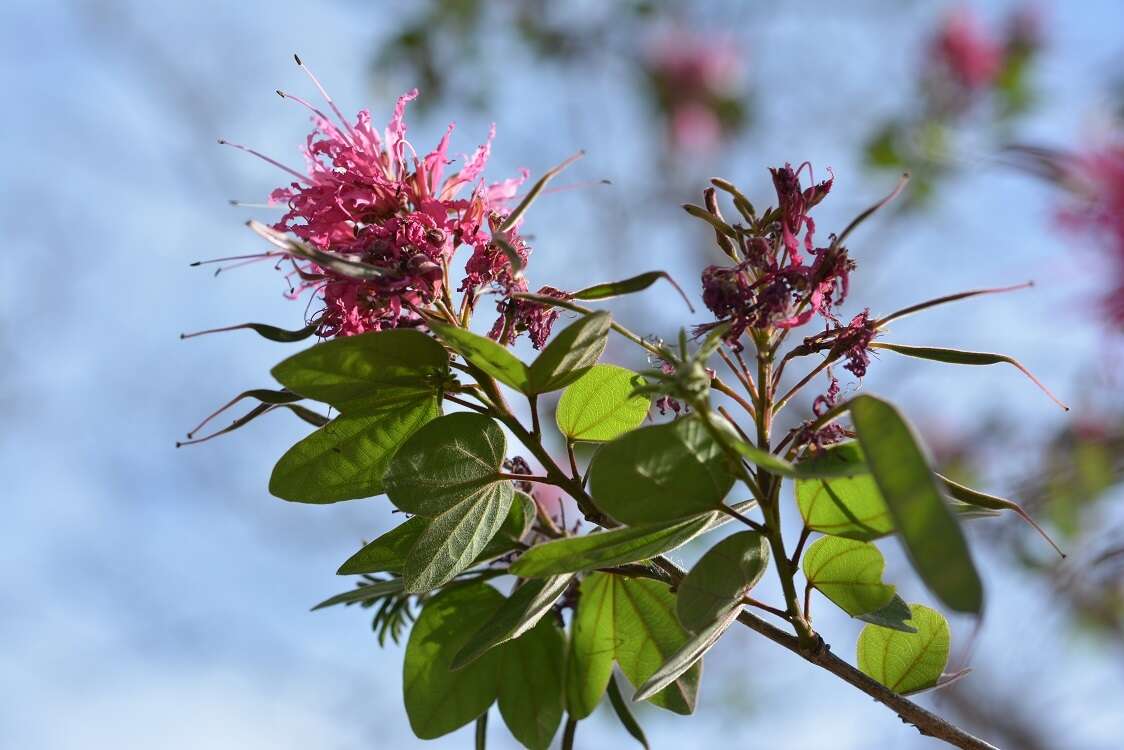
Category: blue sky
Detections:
[{"x1": 3, "y1": 1, "x2": 1123, "y2": 748}]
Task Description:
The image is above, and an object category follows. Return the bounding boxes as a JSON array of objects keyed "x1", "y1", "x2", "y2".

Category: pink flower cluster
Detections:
[
  {"x1": 930, "y1": 8, "x2": 1004, "y2": 92},
  {"x1": 247, "y1": 66, "x2": 561, "y2": 346},
  {"x1": 644, "y1": 28, "x2": 745, "y2": 153},
  {"x1": 1059, "y1": 145, "x2": 1124, "y2": 326},
  {"x1": 698, "y1": 163, "x2": 854, "y2": 345}
]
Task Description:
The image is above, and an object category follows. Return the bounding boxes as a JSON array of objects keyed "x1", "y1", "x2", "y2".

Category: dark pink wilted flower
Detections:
[
  {"x1": 490, "y1": 286, "x2": 569, "y2": 349},
  {"x1": 838, "y1": 309, "x2": 878, "y2": 377},
  {"x1": 226, "y1": 59, "x2": 534, "y2": 338},
  {"x1": 930, "y1": 8, "x2": 1003, "y2": 92},
  {"x1": 697, "y1": 163, "x2": 850, "y2": 346},
  {"x1": 1057, "y1": 145, "x2": 1124, "y2": 326},
  {"x1": 794, "y1": 371, "x2": 851, "y2": 450}
]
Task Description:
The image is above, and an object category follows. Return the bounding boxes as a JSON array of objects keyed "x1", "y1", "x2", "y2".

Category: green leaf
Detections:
[
  {"x1": 728, "y1": 434, "x2": 870, "y2": 480},
  {"x1": 555, "y1": 364, "x2": 651, "y2": 442},
  {"x1": 453, "y1": 575, "x2": 575, "y2": 669},
  {"x1": 634, "y1": 607, "x2": 739, "y2": 703},
  {"x1": 310, "y1": 577, "x2": 404, "y2": 611},
  {"x1": 429, "y1": 320, "x2": 530, "y2": 392},
  {"x1": 403, "y1": 583, "x2": 504, "y2": 739},
  {"x1": 856, "y1": 604, "x2": 950, "y2": 694},
  {"x1": 497, "y1": 617, "x2": 566, "y2": 750},
  {"x1": 589, "y1": 417, "x2": 735, "y2": 525},
  {"x1": 272, "y1": 328, "x2": 449, "y2": 412},
  {"x1": 511, "y1": 514, "x2": 716, "y2": 578},
  {"x1": 676, "y1": 531, "x2": 769, "y2": 632},
  {"x1": 612, "y1": 577, "x2": 701, "y2": 714},
  {"x1": 337, "y1": 518, "x2": 425, "y2": 575},
  {"x1": 938, "y1": 475, "x2": 1064, "y2": 557},
  {"x1": 850, "y1": 396, "x2": 983, "y2": 614},
  {"x1": 802, "y1": 537, "x2": 896, "y2": 617},
  {"x1": 606, "y1": 674, "x2": 650, "y2": 749},
  {"x1": 573, "y1": 270, "x2": 694, "y2": 312},
  {"x1": 565, "y1": 573, "x2": 619, "y2": 719},
  {"x1": 796, "y1": 472, "x2": 893, "y2": 541},
  {"x1": 527, "y1": 311, "x2": 611, "y2": 393},
  {"x1": 856, "y1": 594, "x2": 917, "y2": 633},
  {"x1": 871, "y1": 342, "x2": 1067, "y2": 411},
  {"x1": 384, "y1": 413, "x2": 515, "y2": 592},
  {"x1": 269, "y1": 397, "x2": 439, "y2": 503}
]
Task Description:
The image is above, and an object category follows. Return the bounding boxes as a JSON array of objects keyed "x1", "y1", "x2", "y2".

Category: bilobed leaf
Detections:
[
  {"x1": 511, "y1": 513, "x2": 716, "y2": 578},
  {"x1": 634, "y1": 607, "x2": 739, "y2": 702},
  {"x1": 272, "y1": 328, "x2": 449, "y2": 412},
  {"x1": 403, "y1": 583, "x2": 504, "y2": 739},
  {"x1": 269, "y1": 397, "x2": 439, "y2": 503},
  {"x1": 453, "y1": 575, "x2": 575, "y2": 669},
  {"x1": 676, "y1": 531, "x2": 769, "y2": 632},
  {"x1": 556, "y1": 364, "x2": 650, "y2": 442},
  {"x1": 404, "y1": 488, "x2": 513, "y2": 592},
  {"x1": 796, "y1": 471, "x2": 893, "y2": 542},
  {"x1": 802, "y1": 537, "x2": 896, "y2": 616},
  {"x1": 384, "y1": 413, "x2": 515, "y2": 592},
  {"x1": 311, "y1": 577, "x2": 404, "y2": 611},
  {"x1": 527, "y1": 311, "x2": 611, "y2": 393},
  {"x1": 589, "y1": 417, "x2": 735, "y2": 525},
  {"x1": 606, "y1": 675, "x2": 650, "y2": 749},
  {"x1": 429, "y1": 320, "x2": 530, "y2": 392},
  {"x1": 337, "y1": 517, "x2": 426, "y2": 575},
  {"x1": 856, "y1": 604, "x2": 950, "y2": 695},
  {"x1": 565, "y1": 573, "x2": 618, "y2": 719},
  {"x1": 612, "y1": 577, "x2": 701, "y2": 714},
  {"x1": 850, "y1": 396, "x2": 983, "y2": 614},
  {"x1": 856, "y1": 594, "x2": 917, "y2": 633},
  {"x1": 497, "y1": 617, "x2": 565, "y2": 750}
]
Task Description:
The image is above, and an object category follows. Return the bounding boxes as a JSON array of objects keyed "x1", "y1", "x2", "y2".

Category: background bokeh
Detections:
[{"x1": 3, "y1": 1, "x2": 1123, "y2": 748}]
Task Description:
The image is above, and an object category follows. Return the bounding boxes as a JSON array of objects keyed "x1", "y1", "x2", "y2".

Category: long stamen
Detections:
[
  {"x1": 276, "y1": 88, "x2": 351, "y2": 144},
  {"x1": 228, "y1": 200, "x2": 280, "y2": 209},
  {"x1": 191, "y1": 252, "x2": 282, "y2": 267},
  {"x1": 218, "y1": 139, "x2": 308, "y2": 183},
  {"x1": 293, "y1": 53, "x2": 358, "y2": 143}
]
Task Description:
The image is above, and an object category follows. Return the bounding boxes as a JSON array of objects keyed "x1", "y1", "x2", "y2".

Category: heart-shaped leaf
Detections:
[
  {"x1": 802, "y1": 536, "x2": 896, "y2": 616},
  {"x1": 634, "y1": 607, "x2": 740, "y2": 703},
  {"x1": 676, "y1": 531, "x2": 769, "y2": 632},
  {"x1": 384, "y1": 413, "x2": 514, "y2": 592},
  {"x1": 555, "y1": 364, "x2": 650, "y2": 442},
  {"x1": 589, "y1": 417, "x2": 735, "y2": 525},
  {"x1": 856, "y1": 603, "x2": 950, "y2": 695}
]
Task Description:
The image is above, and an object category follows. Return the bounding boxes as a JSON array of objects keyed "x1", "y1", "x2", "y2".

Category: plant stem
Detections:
[
  {"x1": 561, "y1": 718, "x2": 578, "y2": 750},
  {"x1": 474, "y1": 712, "x2": 487, "y2": 750},
  {"x1": 733, "y1": 609, "x2": 999, "y2": 750}
]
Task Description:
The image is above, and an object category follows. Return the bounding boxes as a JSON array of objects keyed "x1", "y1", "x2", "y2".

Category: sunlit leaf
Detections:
[
  {"x1": 856, "y1": 604, "x2": 950, "y2": 695},
  {"x1": 802, "y1": 537, "x2": 896, "y2": 616},
  {"x1": 565, "y1": 573, "x2": 618, "y2": 719},
  {"x1": 555, "y1": 364, "x2": 650, "y2": 442},
  {"x1": 855, "y1": 594, "x2": 917, "y2": 633},
  {"x1": 634, "y1": 607, "x2": 739, "y2": 703}
]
